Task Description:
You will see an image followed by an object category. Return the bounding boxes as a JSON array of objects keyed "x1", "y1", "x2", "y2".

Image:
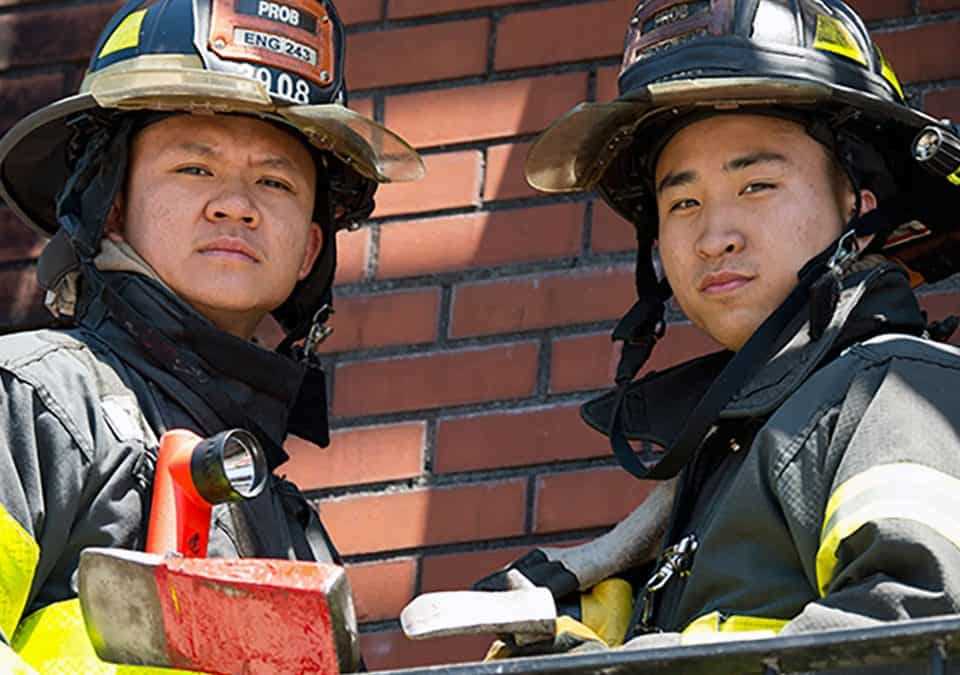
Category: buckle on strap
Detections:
[{"x1": 639, "y1": 533, "x2": 699, "y2": 630}]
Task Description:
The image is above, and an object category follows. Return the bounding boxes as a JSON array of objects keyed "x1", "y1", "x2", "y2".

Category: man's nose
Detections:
[
  {"x1": 695, "y1": 204, "x2": 745, "y2": 259},
  {"x1": 204, "y1": 185, "x2": 259, "y2": 227}
]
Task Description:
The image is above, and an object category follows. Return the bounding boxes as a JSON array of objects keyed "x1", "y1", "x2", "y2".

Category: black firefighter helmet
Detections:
[
  {"x1": 0, "y1": 0, "x2": 424, "y2": 346},
  {"x1": 526, "y1": 0, "x2": 960, "y2": 480}
]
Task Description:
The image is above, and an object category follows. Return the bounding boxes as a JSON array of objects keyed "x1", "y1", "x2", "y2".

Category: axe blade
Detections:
[
  {"x1": 401, "y1": 588, "x2": 557, "y2": 640},
  {"x1": 78, "y1": 548, "x2": 359, "y2": 675}
]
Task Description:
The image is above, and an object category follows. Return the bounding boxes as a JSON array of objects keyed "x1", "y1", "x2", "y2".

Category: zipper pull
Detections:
[{"x1": 637, "y1": 533, "x2": 700, "y2": 631}]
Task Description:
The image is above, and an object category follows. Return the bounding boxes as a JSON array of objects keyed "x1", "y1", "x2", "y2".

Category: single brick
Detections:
[
  {"x1": 334, "y1": 227, "x2": 369, "y2": 286},
  {"x1": 0, "y1": 2, "x2": 120, "y2": 69},
  {"x1": 596, "y1": 65, "x2": 620, "y2": 103},
  {"x1": 372, "y1": 150, "x2": 482, "y2": 218},
  {"x1": 920, "y1": 0, "x2": 960, "y2": 11},
  {"x1": 317, "y1": 288, "x2": 440, "y2": 353},
  {"x1": 420, "y1": 545, "x2": 531, "y2": 593},
  {"x1": 347, "y1": 19, "x2": 489, "y2": 91},
  {"x1": 0, "y1": 209, "x2": 45, "y2": 263},
  {"x1": 924, "y1": 87, "x2": 960, "y2": 121},
  {"x1": 389, "y1": 0, "x2": 518, "y2": 19},
  {"x1": 592, "y1": 200, "x2": 637, "y2": 254},
  {"x1": 332, "y1": 342, "x2": 539, "y2": 417},
  {"x1": 919, "y1": 292, "x2": 960, "y2": 345},
  {"x1": 317, "y1": 479, "x2": 527, "y2": 554},
  {"x1": 550, "y1": 323, "x2": 721, "y2": 393},
  {"x1": 0, "y1": 266, "x2": 47, "y2": 332},
  {"x1": 847, "y1": 0, "x2": 912, "y2": 20},
  {"x1": 282, "y1": 422, "x2": 425, "y2": 490},
  {"x1": 495, "y1": 0, "x2": 634, "y2": 71},
  {"x1": 349, "y1": 97, "x2": 375, "y2": 121},
  {"x1": 384, "y1": 73, "x2": 588, "y2": 148},
  {"x1": 360, "y1": 630, "x2": 490, "y2": 670},
  {"x1": 345, "y1": 558, "x2": 417, "y2": 623},
  {"x1": 874, "y1": 21, "x2": 960, "y2": 84},
  {"x1": 534, "y1": 466, "x2": 657, "y2": 533},
  {"x1": 338, "y1": 0, "x2": 380, "y2": 24},
  {"x1": 377, "y1": 203, "x2": 583, "y2": 279},
  {"x1": 484, "y1": 142, "x2": 537, "y2": 201},
  {"x1": 0, "y1": 72, "x2": 65, "y2": 138},
  {"x1": 451, "y1": 266, "x2": 634, "y2": 338},
  {"x1": 435, "y1": 404, "x2": 608, "y2": 473}
]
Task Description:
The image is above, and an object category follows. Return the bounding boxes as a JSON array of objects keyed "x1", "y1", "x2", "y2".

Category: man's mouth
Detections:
[
  {"x1": 197, "y1": 237, "x2": 261, "y2": 263},
  {"x1": 699, "y1": 270, "x2": 754, "y2": 295}
]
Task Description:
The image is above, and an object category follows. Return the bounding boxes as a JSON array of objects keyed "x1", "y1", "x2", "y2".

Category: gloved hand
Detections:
[
  {"x1": 483, "y1": 578, "x2": 635, "y2": 660},
  {"x1": 474, "y1": 478, "x2": 678, "y2": 599}
]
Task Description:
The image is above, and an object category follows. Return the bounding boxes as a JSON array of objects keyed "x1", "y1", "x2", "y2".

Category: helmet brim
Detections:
[
  {"x1": 0, "y1": 60, "x2": 425, "y2": 238},
  {"x1": 525, "y1": 75, "x2": 941, "y2": 194}
]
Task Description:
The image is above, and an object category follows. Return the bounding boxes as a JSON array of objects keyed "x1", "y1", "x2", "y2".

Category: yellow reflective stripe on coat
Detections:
[
  {"x1": 682, "y1": 611, "x2": 787, "y2": 644},
  {"x1": 580, "y1": 578, "x2": 634, "y2": 647},
  {"x1": 0, "y1": 504, "x2": 39, "y2": 642},
  {"x1": 13, "y1": 598, "x2": 200, "y2": 674},
  {"x1": 817, "y1": 463, "x2": 960, "y2": 596},
  {"x1": 1, "y1": 644, "x2": 38, "y2": 674}
]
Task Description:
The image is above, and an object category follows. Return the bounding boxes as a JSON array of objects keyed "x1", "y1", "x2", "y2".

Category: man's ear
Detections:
[
  {"x1": 857, "y1": 188, "x2": 878, "y2": 217},
  {"x1": 103, "y1": 193, "x2": 126, "y2": 242},
  {"x1": 855, "y1": 189, "x2": 879, "y2": 249},
  {"x1": 298, "y1": 222, "x2": 324, "y2": 280}
]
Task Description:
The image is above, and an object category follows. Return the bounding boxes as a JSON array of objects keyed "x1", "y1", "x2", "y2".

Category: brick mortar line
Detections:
[
  {"x1": 326, "y1": 388, "x2": 606, "y2": 432},
  {"x1": 0, "y1": 0, "x2": 117, "y2": 17},
  {"x1": 412, "y1": 131, "x2": 543, "y2": 155},
  {"x1": 868, "y1": 9, "x2": 960, "y2": 31},
  {"x1": 341, "y1": 525, "x2": 612, "y2": 566},
  {"x1": 332, "y1": 248, "x2": 635, "y2": 296},
  {"x1": 535, "y1": 334, "x2": 552, "y2": 399},
  {"x1": 322, "y1": 314, "x2": 627, "y2": 365},
  {"x1": 345, "y1": 0, "x2": 622, "y2": 34},
  {"x1": 368, "y1": 192, "x2": 591, "y2": 227},
  {"x1": 306, "y1": 446, "x2": 622, "y2": 501},
  {"x1": 349, "y1": 57, "x2": 619, "y2": 98},
  {"x1": 0, "y1": 258, "x2": 37, "y2": 273},
  {"x1": 524, "y1": 473, "x2": 537, "y2": 534}
]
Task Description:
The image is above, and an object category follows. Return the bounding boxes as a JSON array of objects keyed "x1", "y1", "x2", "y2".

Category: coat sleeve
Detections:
[
  {"x1": 780, "y1": 351, "x2": 960, "y2": 635},
  {"x1": 0, "y1": 368, "x2": 90, "y2": 667}
]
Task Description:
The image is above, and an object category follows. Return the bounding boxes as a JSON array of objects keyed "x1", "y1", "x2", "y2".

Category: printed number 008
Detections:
[{"x1": 240, "y1": 64, "x2": 311, "y2": 104}]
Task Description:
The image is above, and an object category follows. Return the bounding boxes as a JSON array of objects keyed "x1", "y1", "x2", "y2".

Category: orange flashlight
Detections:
[{"x1": 146, "y1": 429, "x2": 267, "y2": 557}]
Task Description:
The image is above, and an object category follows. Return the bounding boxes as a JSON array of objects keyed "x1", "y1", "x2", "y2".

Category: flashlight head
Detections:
[
  {"x1": 190, "y1": 429, "x2": 268, "y2": 504},
  {"x1": 914, "y1": 127, "x2": 944, "y2": 163}
]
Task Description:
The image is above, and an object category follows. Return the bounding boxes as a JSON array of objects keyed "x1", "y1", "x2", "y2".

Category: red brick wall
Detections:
[{"x1": 2, "y1": 0, "x2": 960, "y2": 670}]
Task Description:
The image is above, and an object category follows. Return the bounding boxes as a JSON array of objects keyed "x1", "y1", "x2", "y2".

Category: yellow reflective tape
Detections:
[
  {"x1": 0, "y1": 505, "x2": 39, "y2": 643},
  {"x1": 948, "y1": 167, "x2": 960, "y2": 187},
  {"x1": 13, "y1": 598, "x2": 200, "y2": 674},
  {"x1": 580, "y1": 578, "x2": 634, "y2": 647},
  {"x1": 682, "y1": 611, "x2": 787, "y2": 644},
  {"x1": 99, "y1": 10, "x2": 147, "y2": 59},
  {"x1": 0, "y1": 644, "x2": 37, "y2": 675},
  {"x1": 814, "y1": 14, "x2": 867, "y2": 66},
  {"x1": 817, "y1": 464, "x2": 960, "y2": 596},
  {"x1": 876, "y1": 45, "x2": 905, "y2": 100}
]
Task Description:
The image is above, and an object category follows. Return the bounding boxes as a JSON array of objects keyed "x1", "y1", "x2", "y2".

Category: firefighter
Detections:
[
  {"x1": 476, "y1": 0, "x2": 960, "y2": 658},
  {"x1": 0, "y1": 0, "x2": 423, "y2": 670}
]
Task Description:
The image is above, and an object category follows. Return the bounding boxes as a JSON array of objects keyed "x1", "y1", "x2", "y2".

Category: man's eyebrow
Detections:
[
  {"x1": 723, "y1": 151, "x2": 789, "y2": 172},
  {"x1": 167, "y1": 141, "x2": 219, "y2": 158},
  {"x1": 657, "y1": 169, "x2": 698, "y2": 195},
  {"x1": 253, "y1": 156, "x2": 299, "y2": 172}
]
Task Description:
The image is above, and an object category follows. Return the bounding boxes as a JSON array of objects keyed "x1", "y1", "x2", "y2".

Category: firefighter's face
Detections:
[
  {"x1": 654, "y1": 114, "x2": 876, "y2": 351},
  {"x1": 108, "y1": 114, "x2": 323, "y2": 339}
]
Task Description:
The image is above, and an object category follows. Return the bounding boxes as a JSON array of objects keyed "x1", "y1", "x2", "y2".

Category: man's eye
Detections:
[
  {"x1": 259, "y1": 177, "x2": 293, "y2": 192},
  {"x1": 176, "y1": 166, "x2": 212, "y2": 177},
  {"x1": 669, "y1": 198, "x2": 699, "y2": 213},
  {"x1": 742, "y1": 182, "x2": 775, "y2": 194}
]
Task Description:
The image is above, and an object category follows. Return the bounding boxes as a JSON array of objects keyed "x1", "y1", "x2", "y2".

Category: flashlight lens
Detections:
[
  {"x1": 914, "y1": 128, "x2": 943, "y2": 162},
  {"x1": 221, "y1": 431, "x2": 267, "y2": 499}
]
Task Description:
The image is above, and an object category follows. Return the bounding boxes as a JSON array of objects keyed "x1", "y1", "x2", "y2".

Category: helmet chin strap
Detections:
[{"x1": 606, "y1": 197, "x2": 907, "y2": 481}]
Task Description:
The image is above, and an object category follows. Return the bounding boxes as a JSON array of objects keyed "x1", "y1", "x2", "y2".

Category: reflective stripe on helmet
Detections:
[
  {"x1": 816, "y1": 463, "x2": 960, "y2": 597},
  {"x1": 682, "y1": 611, "x2": 787, "y2": 642},
  {"x1": 13, "y1": 598, "x2": 196, "y2": 674},
  {"x1": 0, "y1": 504, "x2": 39, "y2": 643}
]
